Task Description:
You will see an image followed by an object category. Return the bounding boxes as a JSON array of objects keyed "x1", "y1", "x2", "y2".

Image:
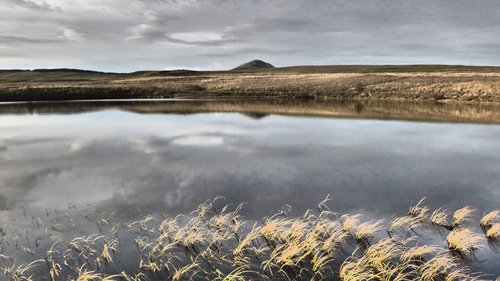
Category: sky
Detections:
[{"x1": 1, "y1": 0, "x2": 500, "y2": 72}]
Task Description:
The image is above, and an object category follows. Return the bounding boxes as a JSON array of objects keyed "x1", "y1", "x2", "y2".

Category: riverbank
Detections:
[
  {"x1": 1, "y1": 65, "x2": 500, "y2": 102},
  {"x1": 3, "y1": 99, "x2": 500, "y2": 124}
]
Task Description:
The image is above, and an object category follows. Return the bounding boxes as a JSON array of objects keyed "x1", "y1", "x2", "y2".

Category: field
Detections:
[{"x1": 1, "y1": 65, "x2": 500, "y2": 102}]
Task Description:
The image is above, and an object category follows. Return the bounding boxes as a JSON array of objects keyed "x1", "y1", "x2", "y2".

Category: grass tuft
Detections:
[
  {"x1": 1, "y1": 197, "x2": 497, "y2": 280},
  {"x1": 446, "y1": 228, "x2": 483, "y2": 254},
  {"x1": 486, "y1": 223, "x2": 500, "y2": 240},
  {"x1": 452, "y1": 207, "x2": 475, "y2": 228},
  {"x1": 480, "y1": 210, "x2": 500, "y2": 228}
]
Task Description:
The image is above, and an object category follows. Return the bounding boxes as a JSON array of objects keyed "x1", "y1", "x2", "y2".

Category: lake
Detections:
[{"x1": 0, "y1": 99, "x2": 499, "y2": 280}]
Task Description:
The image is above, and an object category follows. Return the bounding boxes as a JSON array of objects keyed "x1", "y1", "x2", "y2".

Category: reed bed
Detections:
[{"x1": 0, "y1": 197, "x2": 498, "y2": 280}]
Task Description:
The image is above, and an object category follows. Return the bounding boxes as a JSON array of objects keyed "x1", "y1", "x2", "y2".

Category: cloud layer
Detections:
[{"x1": 1, "y1": 0, "x2": 500, "y2": 71}]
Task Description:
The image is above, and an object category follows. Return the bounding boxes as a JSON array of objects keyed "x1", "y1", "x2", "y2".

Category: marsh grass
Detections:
[
  {"x1": 0, "y1": 197, "x2": 498, "y2": 280},
  {"x1": 486, "y1": 224, "x2": 500, "y2": 240},
  {"x1": 452, "y1": 207, "x2": 475, "y2": 228},
  {"x1": 431, "y1": 208, "x2": 452, "y2": 230},
  {"x1": 446, "y1": 228, "x2": 484, "y2": 255},
  {"x1": 481, "y1": 211, "x2": 500, "y2": 240},
  {"x1": 480, "y1": 211, "x2": 499, "y2": 227}
]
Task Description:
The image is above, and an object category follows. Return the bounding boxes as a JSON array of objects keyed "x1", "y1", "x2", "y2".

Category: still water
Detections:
[{"x1": 0, "y1": 100, "x2": 499, "y2": 279}]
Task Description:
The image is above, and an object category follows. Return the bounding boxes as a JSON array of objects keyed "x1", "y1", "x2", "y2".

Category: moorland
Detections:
[{"x1": 1, "y1": 64, "x2": 500, "y2": 102}]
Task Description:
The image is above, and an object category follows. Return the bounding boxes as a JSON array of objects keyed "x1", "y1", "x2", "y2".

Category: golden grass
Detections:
[
  {"x1": 452, "y1": 206, "x2": 475, "y2": 228},
  {"x1": 419, "y1": 255, "x2": 458, "y2": 281},
  {"x1": 400, "y1": 245, "x2": 439, "y2": 262},
  {"x1": 486, "y1": 224, "x2": 500, "y2": 240},
  {"x1": 408, "y1": 198, "x2": 429, "y2": 219},
  {"x1": 446, "y1": 228, "x2": 483, "y2": 254},
  {"x1": 390, "y1": 215, "x2": 421, "y2": 232},
  {"x1": 354, "y1": 220, "x2": 384, "y2": 242},
  {"x1": 341, "y1": 214, "x2": 361, "y2": 233},
  {"x1": 339, "y1": 257, "x2": 379, "y2": 281},
  {"x1": 1, "y1": 198, "x2": 497, "y2": 281},
  {"x1": 480, "y1": 210, "x2": 500, "y2": 228},
  {"x1": 3, "y1": 68, "x2": 500, "y2": 103},
  {"x1": 431, "y1": 208, "x2": 451, "y2": 229}
]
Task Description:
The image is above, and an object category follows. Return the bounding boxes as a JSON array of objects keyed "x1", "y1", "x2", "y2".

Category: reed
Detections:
[
  {"x1": 400, "y1": 245, "x2": 439, "y2": 262},
  {"x1": 341, "y1": 214, "x2": 361, "y2": 233},
  {"x1": 480, "y1": 210, "x2": 500, "y2": 228},
  {"x1": 354, "y1": 220, "x2": 384, "y2": 242},
  {"x1": 1, "y1": 198, "x2": 497, "y2": 281},
  {"x1": 419, "y1": 254, "x2": 458, "y2": 281},
  {"x1": 486, "y1": 223, "x2": 500, "y2": 240},
  {"x1": 431, "y1": 208, "x2": 452, "y2": 229},
  {"x1": 446, "y1": 228, "x2": 483, "y2": 254},
  {"x1": 452, "y1": 207, "x2": 475, "y2": 228}
]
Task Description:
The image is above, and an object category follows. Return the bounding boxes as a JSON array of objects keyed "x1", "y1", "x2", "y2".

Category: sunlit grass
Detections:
[
  {"x1": 419, "y1": 254, "x2": 458, "y2": 281},
  {"x1": 452, "y1": 206, "x2": 475, "y2": 228},
  {"x1": 341, "y1": 214, "x2": 361, "y2": 233},
  {"x1": 1, "y1": 196, "x2": 497, "y2": 281},
  {"x1": 480, "y1": 210, "x2": 500, "y2": 228},
  {"x1": 400, "y1": 245, "x2": 439, "y2": 262},
  {"x1": 486, "y1": 224, "x2": 500, "y2": 240},
  {"x1": 354, "y1": 220, "x2": 384, "y2": 242},
  {"x1": 446, "y1": 228, "x2": 483, "y2": 254},
  {"x1": 431, "y1": 208, "x2": 451, "y2": 230}
]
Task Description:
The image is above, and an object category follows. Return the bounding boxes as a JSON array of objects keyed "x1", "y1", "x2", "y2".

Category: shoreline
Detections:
[{"x1": 2, "y1": 98, "x2": 500, "y2": 124}]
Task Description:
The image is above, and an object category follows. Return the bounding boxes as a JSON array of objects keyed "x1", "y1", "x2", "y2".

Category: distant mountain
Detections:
[{"x1": 232, "y1": 60, "x2": 275, "y2": 71}]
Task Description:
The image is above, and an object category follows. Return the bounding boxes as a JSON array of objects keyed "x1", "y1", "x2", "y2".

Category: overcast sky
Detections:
[{"x1": 1, "y1": 0, "x2": 499, "y2": 72}]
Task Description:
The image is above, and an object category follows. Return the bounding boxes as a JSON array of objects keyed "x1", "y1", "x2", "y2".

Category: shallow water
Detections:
[{"x1": 0, "y1": 99, "x2": 499, "y2": 279}]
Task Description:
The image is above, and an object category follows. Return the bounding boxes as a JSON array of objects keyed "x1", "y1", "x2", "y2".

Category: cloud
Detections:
[
  {"x1": 4, "y1": 0, "x2": 55, "y2": 11},
  {"x1": 126, "y1": 24, "x2": 166, "y2": 42},
  {"x1": 59, "y1": 28, "x2": 85, "y2": 42},
  {"x1": 1, "y1": 0, "x2": 500, "y2": 71},
  {"x1": 0, "y1": 35, "x2": 61, "y2": 44}
]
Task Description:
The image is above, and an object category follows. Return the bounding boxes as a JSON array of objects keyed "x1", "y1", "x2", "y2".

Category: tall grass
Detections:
[{"x1": 0, "y1": 196, "x2": 498, "y2": 280}]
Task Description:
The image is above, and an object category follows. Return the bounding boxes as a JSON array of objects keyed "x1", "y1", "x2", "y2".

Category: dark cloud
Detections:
[
  {"x1": 4, "y1": 0, "x2": 55, "y2": 11},
  {"x1": 0, "y1": 0, "x2": 499, "y2": 71},
  {"x1": 0, "y1": 35, "x2": 61, "y2": 44}
]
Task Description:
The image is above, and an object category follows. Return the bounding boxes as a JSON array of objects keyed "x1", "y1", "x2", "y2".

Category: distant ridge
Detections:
[{"x1": 232, "y1": 60, "x2": 275, "y2": 71}]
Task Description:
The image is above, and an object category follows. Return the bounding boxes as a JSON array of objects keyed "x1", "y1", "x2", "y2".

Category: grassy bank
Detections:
[
  {"x1": 1, "y1": 65, "x2": 500, "y2": 102},
  {"x1": 3, "y1": 99, "x2": 500, "y2": 124}
]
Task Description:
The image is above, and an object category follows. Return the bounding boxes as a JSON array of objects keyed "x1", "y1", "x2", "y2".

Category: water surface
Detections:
[{"x1": 0, "y1": 99, "x2": 499, "y2": 279}]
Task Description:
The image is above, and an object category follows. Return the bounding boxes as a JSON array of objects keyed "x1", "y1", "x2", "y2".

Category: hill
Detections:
[{"x1": 231, "y1": 60, "x2": 275, "y2": 71}]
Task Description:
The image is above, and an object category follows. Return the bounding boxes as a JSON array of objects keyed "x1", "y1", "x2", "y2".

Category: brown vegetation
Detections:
[
  {"x1": 2, "y1": 197, "x2": 499, "y2": 280},
  {"x1": 1, "y1": 66, "x2": 500, "y2": 103}
]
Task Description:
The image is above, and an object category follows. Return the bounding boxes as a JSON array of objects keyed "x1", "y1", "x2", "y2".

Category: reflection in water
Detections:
[
  {"x1": 2, "y1": 99, "x2": 500, "y2": 123},
  {"x1": 0, "y1": 100, "x2": 499, "y2": 278}
]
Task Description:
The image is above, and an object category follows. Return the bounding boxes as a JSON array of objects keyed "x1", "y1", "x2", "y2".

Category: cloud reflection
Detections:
[{"x1": 0, "y1": 111, "x2": 499, "y2": 222}]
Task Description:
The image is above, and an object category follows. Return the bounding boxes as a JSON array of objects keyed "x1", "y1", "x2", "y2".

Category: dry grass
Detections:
[
  {"x1": 354, "y1": 220, "x2": 384, "y2": 242},
  {"x1": 0, "y1": 197, "x2": 498, "y2": 280},
  {"x1": 400, "y1": 245, "x2": 439, "y2": 262},
  {"x1": 419, "y1": 255, "x2": 459, "y2": 281},
  {"x1": 486, "y1": 224, "x2": 500, "y2": 240},
  {"x1": 431, "y1": 208, "x2": 452, "y2": 229},
  {"x1": 446, "y1": 228, "x2": 483, "y2": 254},
  {"x1": 452, "y1": 206, "x2": 475, "y2": 228},
  {"x1": 480, "y1": 210, "x2": 500, "y2": 228},
  {"x1": 341, "y1": 214, "x2": 361, "y2": 233},
  {"x1": 2, "y1": 68, "x2": 500, "y2": 103}
]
